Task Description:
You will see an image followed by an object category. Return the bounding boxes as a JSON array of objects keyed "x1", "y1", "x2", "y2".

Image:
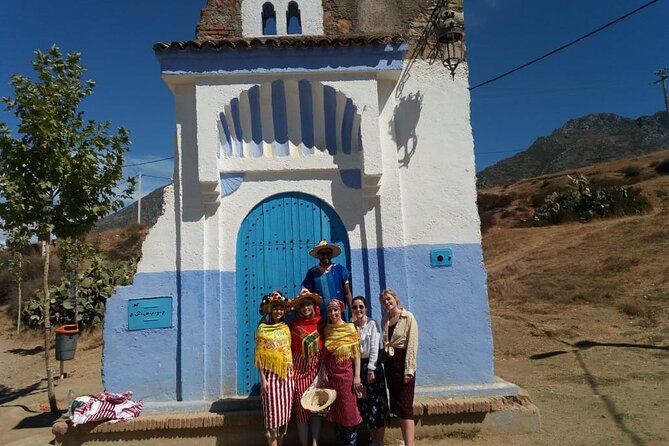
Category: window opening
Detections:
[
  {"x1": 262, "y1": 2, "x2": 277, "y2": 35},
  {"x1": 286, "y1": 1, "x2": 302, "y2": 34}
]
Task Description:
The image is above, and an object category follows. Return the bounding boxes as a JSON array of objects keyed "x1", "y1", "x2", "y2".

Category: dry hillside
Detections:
[
  {"x1": 478, "y1": 149, "x2": 669, "y2": 445},
  {"x1": 480, "y1": 149, "x2": 669, "y2": 316}
]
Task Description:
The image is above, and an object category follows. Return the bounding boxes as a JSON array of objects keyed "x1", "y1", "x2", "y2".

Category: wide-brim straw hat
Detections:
[
  {"x1": 309, "y1": 240, "x2": 342, "y2": 258},
  {"x1": 300, "y1": 387, "x2": 337, "y2": 412},
  {"x1": 292, "y1": 291, "x2": 323, "y2": 308}
]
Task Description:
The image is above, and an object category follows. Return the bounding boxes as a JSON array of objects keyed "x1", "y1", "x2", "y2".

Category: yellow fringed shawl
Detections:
[
  {"x1": 324, "y1": 322, "x2": 361, "y2": 362},
  {"x1": 255, "y1": 322, "x2": 293, "y2": 379}
]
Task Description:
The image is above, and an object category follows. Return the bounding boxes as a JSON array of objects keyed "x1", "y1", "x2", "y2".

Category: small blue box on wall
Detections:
[
  {"x1": 430, "y1": 248, "x2": 453, "y2": 267},
  {"x1": 128, "y1": 296, "x2": 173, "y2": 330}
]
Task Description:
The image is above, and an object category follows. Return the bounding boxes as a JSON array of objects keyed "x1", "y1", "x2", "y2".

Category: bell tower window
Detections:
[
  {"x1": 262, "y1": 2, "x2": 277, "y2": 35},
  {"x1": 286, "y1": 1, "x2": 302, "y2": 35}
]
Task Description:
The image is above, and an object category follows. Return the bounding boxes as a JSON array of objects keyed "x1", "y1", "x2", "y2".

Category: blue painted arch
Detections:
[
  {"x1": 235, "y1": 192, "x2": 350, "y2": 395},
  {"x1": 218, "y1": 80, "x2": 363, "y2": 157}
]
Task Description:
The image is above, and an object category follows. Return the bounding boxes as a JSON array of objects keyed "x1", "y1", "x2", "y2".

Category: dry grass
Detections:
[
  {"x1": 88, "y1": 223, "x2": 148, "y2": 262},
  {"x1": 0, "y1": 224, "x2": 148, "y2": 323},
  {"x1": 481, "y1": 149, "x2": 669, "y2": 325}
]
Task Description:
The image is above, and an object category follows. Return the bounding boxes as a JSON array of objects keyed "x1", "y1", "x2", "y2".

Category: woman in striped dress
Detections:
[
  {"x1": 290, "y1": 291, "x2": 325, "y2": 446},
  {"x1": 322, "y1": 299, "x2": 362, "y2": 446},
  {"x1": 256, "y1": 291, "x2": 295, "y2": 446}
]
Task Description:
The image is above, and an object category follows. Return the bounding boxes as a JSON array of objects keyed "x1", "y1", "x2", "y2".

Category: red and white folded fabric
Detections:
[{"x1": 69, "y1": 391, "x2": 143, "y2": 426}]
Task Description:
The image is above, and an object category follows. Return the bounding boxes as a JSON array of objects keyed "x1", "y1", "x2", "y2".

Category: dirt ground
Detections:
[
  {"x1": 1, "y1": 301, "x2": 666, "y2": 445},
  {"x1": 0, "y1": 323, "x2": 103, "y2": 445}
]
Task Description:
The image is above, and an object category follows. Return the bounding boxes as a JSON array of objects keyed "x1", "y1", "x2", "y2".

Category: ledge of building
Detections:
[{"x1": 53, "y1": 390, "x2": 540, "y2": 445}]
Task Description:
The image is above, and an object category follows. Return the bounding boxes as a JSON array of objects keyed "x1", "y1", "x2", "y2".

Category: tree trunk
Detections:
[
  {"x1": 70, "y1": 270, "x2": 78, "y2": 327},
  {"x1": 42, "y1": 240, "x2": 58, "y2": 412},
  {"x1": 16, "y1": 280, "x2": 21, "y2": 335}
]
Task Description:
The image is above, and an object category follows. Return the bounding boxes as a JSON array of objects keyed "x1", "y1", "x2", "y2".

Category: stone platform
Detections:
[{"x1": 53, "y1": 392, "x2": 540, "y2": 445}]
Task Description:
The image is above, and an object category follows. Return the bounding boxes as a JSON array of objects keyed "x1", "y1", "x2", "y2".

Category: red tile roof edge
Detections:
[{"x1": 154, "y1": 35, "x2": 406, "y2": 51}]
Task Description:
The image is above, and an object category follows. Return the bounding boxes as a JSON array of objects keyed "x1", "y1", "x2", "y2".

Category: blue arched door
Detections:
[{"x1": 235, "y1": 192, "x2": 350, "y2": 395}]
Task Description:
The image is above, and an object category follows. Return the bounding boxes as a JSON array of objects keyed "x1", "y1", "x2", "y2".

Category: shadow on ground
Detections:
[
  {"x1": 0, "y1": 382, "x2": 45, "y2": 405},
  {"x1": 530, "y1": 340, "x2": 669, "y2": 360},
  {"x1": 7, "y1": 346, "x2": 45, "y2": 356},
  {"x1": 530, "y1": 338, "x2": 667, "y2": 446},
  {"x1": 14, "y1": 409, "x2": 65, "y2": 429}
]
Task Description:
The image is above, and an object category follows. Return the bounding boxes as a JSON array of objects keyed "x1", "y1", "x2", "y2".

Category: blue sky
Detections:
[{"x1": 1, "y1": 0, "x2": 667, "y2": 202}]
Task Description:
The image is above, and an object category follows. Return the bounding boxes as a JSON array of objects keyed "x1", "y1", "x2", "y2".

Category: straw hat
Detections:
[
  {"x1": 309, "y1": 240, "x2": 342, "y2": 258},
  {"x1": 292, "y1": 290, "x2": 323, "y2": 308},
  {"x1": 300, "y1": 387, "x2": 337, "y2": 413}
]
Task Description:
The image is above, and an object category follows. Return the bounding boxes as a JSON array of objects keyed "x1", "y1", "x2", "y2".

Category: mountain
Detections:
[
  {"x1": 94, "y1": 184, "x2": 168, "y2": 232},
  {"x1": 477, "y1": 111, "x2": 669, "y2": 188}
]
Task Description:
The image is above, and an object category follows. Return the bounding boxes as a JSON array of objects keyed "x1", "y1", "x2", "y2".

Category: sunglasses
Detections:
[{"x1": 352, "y1": 305, "x2": 365, "y2": 310}]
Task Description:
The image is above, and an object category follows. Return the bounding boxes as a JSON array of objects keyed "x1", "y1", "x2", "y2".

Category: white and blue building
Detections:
[{"x1": 103, "y1": 0, "x2": 520, "y2": 410}]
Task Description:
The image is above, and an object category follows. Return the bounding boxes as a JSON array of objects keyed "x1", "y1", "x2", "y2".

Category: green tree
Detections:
[
  {"x1": 0, "y1": 45, "x2": 134, "y2": 412},
  {"x1": 3, "y1": 230, "x2": 30, "y2": 335}
]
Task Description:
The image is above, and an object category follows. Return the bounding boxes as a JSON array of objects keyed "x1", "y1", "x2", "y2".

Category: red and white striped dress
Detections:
[
  {"x1": 262, "y1": 369, "x2": 295, "y2": 430},
  {"x1": 292, "y1": 351, "x2": 321, "y2": 424}
]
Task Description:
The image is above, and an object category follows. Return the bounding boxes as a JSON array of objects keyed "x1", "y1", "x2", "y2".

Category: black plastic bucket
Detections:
[{"x1": 55, "y1": 325, "x2": 79, "y2": 361}]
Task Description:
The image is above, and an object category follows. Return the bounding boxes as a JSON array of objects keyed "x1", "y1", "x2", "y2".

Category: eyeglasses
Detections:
[{"x1": 352, "y1": 305, "x2": 365, "y2": 310}]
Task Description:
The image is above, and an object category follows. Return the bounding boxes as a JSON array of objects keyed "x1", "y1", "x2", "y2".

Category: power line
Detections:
[
  {"x1": 469, "y1": 0, "x2": 663, "y2": 91},
  {"x1": 142, "y1": 174, "x2": 172, "y2": 180},
  {"x1": 123, "y1": 156, "x2": 174, "y2": 168}
]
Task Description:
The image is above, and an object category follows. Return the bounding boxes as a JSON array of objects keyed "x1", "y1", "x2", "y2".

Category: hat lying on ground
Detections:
[
  {"x1": 309, "y1": 240, "x2": 342, "y2": 258},
  {"x1": 300, "y1": 387, "x2": 337, "y2": 413}
]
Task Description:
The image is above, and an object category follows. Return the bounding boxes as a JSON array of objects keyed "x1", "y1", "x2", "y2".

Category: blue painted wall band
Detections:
[{"x1": 104, "y1": 242, "x2": 493, "y2": 402}]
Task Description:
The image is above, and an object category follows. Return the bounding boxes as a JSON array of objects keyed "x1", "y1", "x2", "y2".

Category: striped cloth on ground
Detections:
[{"x1": 69, "y1": 391, "x2": 143, "y2": 426}]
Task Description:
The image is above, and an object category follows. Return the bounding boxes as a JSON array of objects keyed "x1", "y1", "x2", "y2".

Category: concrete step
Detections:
[{"x1": 53, "y1": 394, "x2": 540, "y2": 445}]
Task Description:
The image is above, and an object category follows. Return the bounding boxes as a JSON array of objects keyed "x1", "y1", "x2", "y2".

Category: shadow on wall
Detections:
[{"x1": 390, "y1": 91, "x2": 423, "y2": 168}]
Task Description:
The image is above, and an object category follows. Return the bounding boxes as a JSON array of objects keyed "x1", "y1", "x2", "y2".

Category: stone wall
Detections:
[
  {"x1": 196, "y1": 0, "x2": 243, "y2": 39},
  {"x1": 196, "y1": 0, "x2": 464, "y2": 43}
]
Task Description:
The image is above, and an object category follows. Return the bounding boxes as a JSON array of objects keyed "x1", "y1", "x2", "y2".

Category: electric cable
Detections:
[
  {"x1": 123, "y1": 156, "x2": 174, "y2": 168},
  {"x1": 469, "y1": 0, "x2": 663, "y2": 91}
]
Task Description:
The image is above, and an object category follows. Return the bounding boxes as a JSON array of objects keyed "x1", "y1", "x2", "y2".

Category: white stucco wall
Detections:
[{"x1": 388, "y1": 61, "x2": 481, "y2": 246}]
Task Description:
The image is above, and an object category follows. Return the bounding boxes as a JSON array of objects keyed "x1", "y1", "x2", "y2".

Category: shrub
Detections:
[
  {"x1": 533, "y1": 173, "x2": 650, "y2": 225},
  {"x1": 622, "y1": 165, "x2": 641, "y2": 178},
  {"x1": 22, "y1": 254, "x2": 136, "y2": 329},
  {"x1": 479, "y1": 212, "x2": 496, "y2": 233},
  {"x1": 618, "y1": 300, "x2": 650, "y2": 318},
  {"x1": 654, "y1": 158, "x2": 669, "y2": 175},
  {"x1": 477, "y1": 192, "x2": 515, "y2": 212}
]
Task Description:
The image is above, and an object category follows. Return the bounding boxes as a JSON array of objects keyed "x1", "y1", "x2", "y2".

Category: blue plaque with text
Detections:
[{"x1": 128, "y1": 297, "x2": 172, "y2": 330}]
